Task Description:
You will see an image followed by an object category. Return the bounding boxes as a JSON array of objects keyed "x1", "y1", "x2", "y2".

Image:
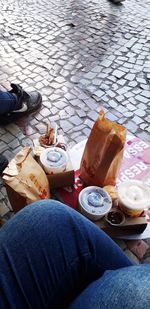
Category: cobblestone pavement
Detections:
[{"x1": 0, "y1": 0, "x2": 150, "y2": 263}]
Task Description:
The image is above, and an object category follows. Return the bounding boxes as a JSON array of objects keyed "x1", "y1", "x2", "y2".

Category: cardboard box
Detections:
[
  {"x1": 47, "y1": 159, "x2": 75, "y2": 189},
  {"x1": 95, "y1": 214, "x2": 147, "y2": 238}
]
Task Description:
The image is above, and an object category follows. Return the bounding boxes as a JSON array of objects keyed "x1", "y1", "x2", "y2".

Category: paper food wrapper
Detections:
[
  {"x1": 3, "y1": 147, "x2": 50, "y2": 211},
  {"x1": 80, "y1": 110, "x2": 126, "y2": 187}
]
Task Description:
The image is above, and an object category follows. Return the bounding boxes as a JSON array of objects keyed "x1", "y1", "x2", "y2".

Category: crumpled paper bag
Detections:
[
  {"x1": 3, "y1": 147, "x2": 50, "y2": 212},
  {"x1": 80, "y1": 110, "x2": 126, "y2": 187}
]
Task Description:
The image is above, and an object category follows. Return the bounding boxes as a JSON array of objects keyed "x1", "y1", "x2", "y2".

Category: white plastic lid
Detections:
[
  {"x1": 79, "y1": 186, "x2": 112, "y2": 217},
  {"x1": 118, "y1": 180, "x2": 150, "y2": 210},
  {"x1": 40, "y1": 147, "x2": 68, "y2": 170}
]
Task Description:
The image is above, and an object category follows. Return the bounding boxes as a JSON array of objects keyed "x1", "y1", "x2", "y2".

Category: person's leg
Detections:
[
  {"x1": 69, "y1": 264, "x2": 150, "y2": 309},
  {"x1": 0, "y1": 200, "x2": 133, "y2": 309},
  {"x1": 0, "y1": 83, "x2": 42, "y2": 125},
  {"x1": 0, "y1": 91, "x2": 18, "y2": 114}
]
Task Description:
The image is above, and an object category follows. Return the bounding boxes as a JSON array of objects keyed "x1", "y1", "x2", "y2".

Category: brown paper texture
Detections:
[
  {"x1": 3, "y1": 147, "x2": 50, "y2": 205},
  {"x1": 80, "y1": 110, "x2": 126, "y2": 186}
]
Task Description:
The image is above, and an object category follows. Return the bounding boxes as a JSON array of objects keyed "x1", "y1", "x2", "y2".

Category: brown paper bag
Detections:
[
  {"x1": 80, "y1": 110, "x2": 126, "y2": 187},
  {"x1": 3, "y1": 147, "x2": 50, "y2": 212}
]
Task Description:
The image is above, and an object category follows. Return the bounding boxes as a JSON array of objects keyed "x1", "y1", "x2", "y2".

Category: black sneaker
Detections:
[
  {"x1": 0, "y1": 83, "x2": 42, "y2": 125},
  {"x1": 0, "y1": 154, "x2": 8, "y2": 175}
]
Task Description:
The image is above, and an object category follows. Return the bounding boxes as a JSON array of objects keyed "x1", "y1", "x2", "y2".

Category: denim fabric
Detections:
[
  {"x1": 0, "y1": 200, "x2": 140, "y2": 309},
  {"x1": 69, "y1": 265, "x2": 150, "y2": 309},
  {"x1": 0, "y1": 91, "x2": 17, "y2": 114}
]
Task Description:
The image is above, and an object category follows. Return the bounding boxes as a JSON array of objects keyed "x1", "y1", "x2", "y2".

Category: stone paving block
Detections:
[
  {"x1": 117, "y1": 79, "x2": 126, "y2": 86},
  {"x1": 80, "y1": 78, "x2": 91, "y2": 87},
  {"x1": 75, "y1": 135, "x2": 86, "y2": 143},
  {"x1": 107, "y1": 90, "x2": 116, "y2": 98},
  {"x1": 0, "y1": 127, "x2": 6, "y2": 136},
  {"x1": 125, "y1": 37, "x2": 138, "y2": 49},
  {"x1": 140, "y1": 123, "x2": 148, "y2": 130},
  {"x1": 92, "y1": 65, "x2": 103, "y2": 73},
  {"x1": 116, "y1": 95, "x2": 125, "y2": 103},
  {"x1": 84, "y1": 119, "x2": 94, "y2": 129},
  {"x1": 51, "y1": 107, "x2": 59, "y2": 115},
  {"x1": 124, "y1": 249, "x2": 140, "y2": 264},
  {"x1": 70, "y1": 132, "x2": 80, "y2": 140},
  {"x1": 0, "y1": 141, "x2": 8, "y2": 153},
  {"x1": 59, "y1": 110, "x2": 69, "y2": 119},
  {"x1": 0, "y1": 202, "x2": 10, "y2": 217},
  {"x1": 124, "y1": 111, "x2": 133, "y2": 118},
  {"x1": 35, "y1": 123, "x2": 47, "y2": 134},
  {"x1": 113, "y1": 70, "x2": 125, "y2": 79},
  {"x1": 5, "y1": 123, "x2": 21, "y2": 135},
  {"x1": 76, "y1": 109, "x2": 86, "y2": 118},
  {"x1": 82, "y1": 127, "x2": 91, "y2": 137},
  {"x1": 125, "y1": 73, "x2": 135, "y2": 81},
  {"x1": 59, "y1": 120, "x2": 73, "y2": 132},
  {"x1": 126, "y1": 103, "x2": 137, "y2": 111},
  {"x1": 64, "y1": 106, "x2": 75, "y2": 117},
  {"x1": 72, "y1": 124, "x2": 85, "y2": 132},
  {"x1": 83, "y1": 98, "x2": 98, "y2": 110},
  {"x1": 124, "y1": 92, "x2": 134, "y2": 98},
  {"x1": 109, "y1": 100, "x2": 118, "y2": 109},
  {"x1": 132, "y1": 115, "x2": 144, "y2": 125},
  {"x1": 9, "y1": 139, "x2": 20, "y2": 150},
  {"x1": 92, "y1": 79, "x2": 101, "y2": 86},
  {"x1": 40, "y1": 107, "x2": 51, "y2": 117},
  {"x1": 84, "y1": 72, "x2": 97, "y2": 80},
  {"x1": 140, "y1": 90, "x2": 150, "y2": 98},
  {"x1": 49, "y1": 115, "x2": 60, "y2": 122},
  {"x1": 128, "y1": 97, "x2": 137, "y2": 105},
  {"x1": 1, "y1": 132, "x2": 15, "y2": 143},
  {"x1": 125, "y1": 120, "x2": 138, "y2": 134},
  {"x1": 136, "y1": 94, "x2": 149, "y2": 104},
  {"x1": 88, "y1": 111, "x2": 98, "y2": 121},
  {"x1": 100, "y1": 59, "x2": 112, "y2": 68},
  {"x1": 69, "y1": 98, "x2": 82, "y2": 107},
  {"x1": 94, "y1": 89, "x2": 105, "y2": 98},
  {"x1": 54, "y1": 100, "x2": 67, "y2": 109},
  {"x1": 146, "y1": 115, "x2": 150, "y2": 123},
  {"x1": 16, "y1": 132, "x2": 26, "y2": 141},
  {"x1": 12, "y1": 146, "x2": 23, "y2": 155},
  {"x1": 69, "y1": 115, "x2": 82, "y2": 126},
  {"x1": 85, "y1": 85, "x2": 97, "y2": 93},
  {"x1": 134, "y1": 109, "x2": 146, "y2": 117},
  {"x1": 106, "y1": 112, "x2": 118, "y2": 122}
]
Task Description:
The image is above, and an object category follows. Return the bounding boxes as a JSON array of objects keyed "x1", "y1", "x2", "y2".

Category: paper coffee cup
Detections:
[
  {"x1": 79, "y1": 186, "x2": 112, "y2": 221},
  {"x1": 118, "y1": 180, "x2": 150, "y2": 217},
  {"x1": 40, "y1": 147, "x2": 68, "y2": 174}
]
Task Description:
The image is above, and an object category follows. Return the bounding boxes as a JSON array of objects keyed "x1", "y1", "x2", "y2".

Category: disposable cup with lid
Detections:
[
  {"x1": 40, "y1": 147, "x2": 68, "y2": 174},
  {"x1": 78, "y1": 186, "x2": 112, "y2": 221},
  {"x1": 118, "y1": 180, "x2": 150, "y2": 217}
]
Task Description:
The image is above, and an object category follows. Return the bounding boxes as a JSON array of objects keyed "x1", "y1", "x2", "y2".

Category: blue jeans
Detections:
[
  {"x1": 0, "y1": 200, "x2": 149, "y2": 308},
  {"x1": 0, "y1": 91, "x2": 17, "y2": 114}
]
